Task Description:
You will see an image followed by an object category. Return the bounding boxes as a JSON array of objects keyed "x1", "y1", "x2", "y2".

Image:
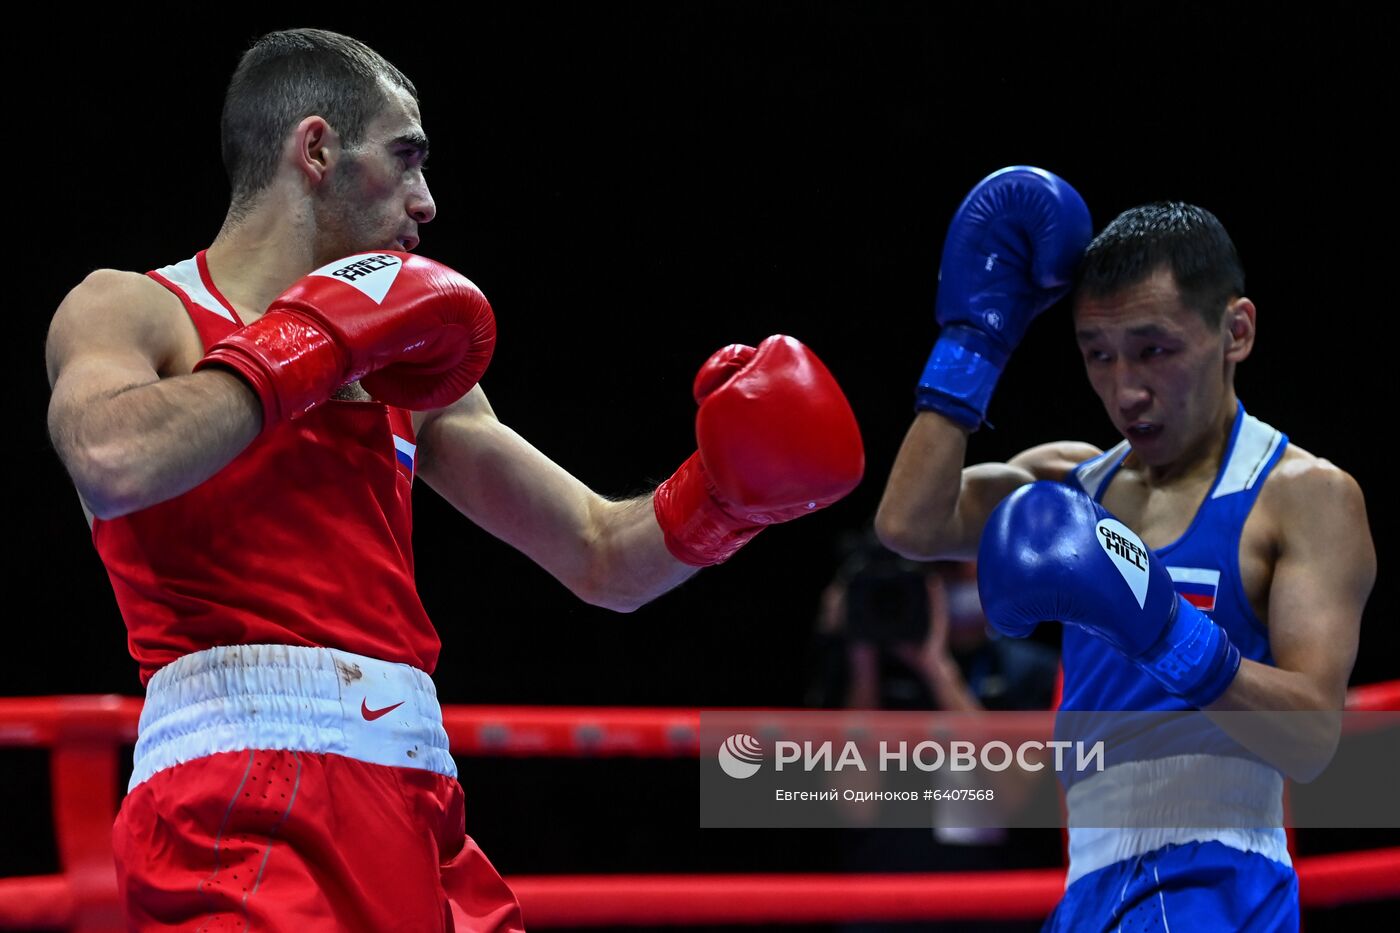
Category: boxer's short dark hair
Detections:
[
  {"x1": 1075, "y1": 202, "x2": 1245, "y2": 326},
  {"x1": 221, "y1": 28, "x2": 416, "y2": 220}
]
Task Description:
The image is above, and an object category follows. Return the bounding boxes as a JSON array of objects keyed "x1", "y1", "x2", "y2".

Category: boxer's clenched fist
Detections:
[
  {"x1": 197, "y1": 251, "x2": 496, "y2": 427},
  {"x1": 653, "y1": 335, "x2": 864, "y2": 566},
  {"x1": 978, "y1": 481, "x2": 1241, "y2": 708},
  {"x1": 916, "y1": 166, "x2": 1091, "y2": 430}
]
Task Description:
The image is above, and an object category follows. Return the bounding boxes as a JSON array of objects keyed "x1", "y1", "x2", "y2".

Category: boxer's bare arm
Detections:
[
  {"x1": 877, "y1": 412, "x2": 1010, "y2": 561},
  {"x1": 45, "y1": 270, "x2": 262, "y2": 520},
  {"x1": 875, "y1": 410, "x2": 1100, "y2": 560},
  {"x1": 414, "y1": 387, "x2": 697, "y2": 612},
  {"x1": 1206, "y1": 458, "x2": 1375, "y2": 780}
]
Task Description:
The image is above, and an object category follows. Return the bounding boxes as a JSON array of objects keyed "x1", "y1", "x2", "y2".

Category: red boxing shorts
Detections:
[{"x1": 114, "y1": 644, "x2": 525, "y2": 932}]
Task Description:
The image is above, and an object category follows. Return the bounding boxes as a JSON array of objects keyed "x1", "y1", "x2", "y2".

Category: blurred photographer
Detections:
[
  {"x1": 810, "y1": 536, "x2": 1057, "y2": 714},
  {"x1": 808, "y1": 534, "x2": 1060, "y2": 932}
]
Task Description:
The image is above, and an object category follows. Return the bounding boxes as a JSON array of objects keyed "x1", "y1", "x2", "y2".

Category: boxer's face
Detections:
[
  {"x1": 316, "y1": 81, "x2": 434, "y2": 262},
  {"x1": 1073, "y1": 267, "x2": 1240, "y2": 468}
]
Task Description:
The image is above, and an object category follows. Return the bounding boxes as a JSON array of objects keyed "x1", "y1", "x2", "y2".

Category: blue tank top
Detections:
[{"x1": 1061, "y1": 400, "x2": 1288, "y2": 713}]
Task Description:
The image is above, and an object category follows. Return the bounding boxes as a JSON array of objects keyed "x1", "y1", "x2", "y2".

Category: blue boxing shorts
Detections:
[{"x1": 1043, "y1": 840, "x2": 1298, "y2": 933}]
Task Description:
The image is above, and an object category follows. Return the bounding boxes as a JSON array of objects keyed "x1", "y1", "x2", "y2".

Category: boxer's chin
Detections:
[{"x1": 1124, "y1": 424, "x2": 1170, "y2": 462}]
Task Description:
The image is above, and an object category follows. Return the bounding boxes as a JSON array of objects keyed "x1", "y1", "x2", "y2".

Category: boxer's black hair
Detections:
[
  {"x1": 1075, "y1": 202, "x2": 1244, "y2": 326},
  {"x1": 221, "y1": 28, "x2": 417, "y2": 221}
]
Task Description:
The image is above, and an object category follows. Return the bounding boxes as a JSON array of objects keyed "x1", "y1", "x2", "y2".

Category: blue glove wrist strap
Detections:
[
  {"x1": 915, "y1": 326, "x2": 1010, "y2": 431},
  {"x1": 1137, "y1": 597, "x2": 1242, "y2": 708}
]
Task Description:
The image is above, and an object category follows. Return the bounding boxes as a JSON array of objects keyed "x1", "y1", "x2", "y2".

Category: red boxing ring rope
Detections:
[
  {"x1": 1, "y1": 682, "x2": 1397, "y2": 930},
  {"x1": 507, "y1": 850, "x2": 1400, "y2": 926}
]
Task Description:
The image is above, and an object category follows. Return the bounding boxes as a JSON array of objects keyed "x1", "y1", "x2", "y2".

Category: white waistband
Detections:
[
  {"x1": 1064, "y1": 753, "x2": 1291, "y2": 887},
  {"x1": 131, "y1": 644, "x2": 456, "y2": 790}
]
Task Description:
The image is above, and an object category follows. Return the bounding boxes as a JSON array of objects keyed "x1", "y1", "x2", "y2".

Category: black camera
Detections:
[{"x1": 843, "y1": 550, "x2": 931, "y2": 646}]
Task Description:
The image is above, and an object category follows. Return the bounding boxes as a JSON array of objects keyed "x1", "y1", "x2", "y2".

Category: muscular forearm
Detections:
[
  {"x1": 876, "y1": 412, "x2": 970, "y2": 559},
  {"x1": 581, "y1": 495, "x2": 699, "y2": 612},
  {"x1": 52, "y1": 370, "x2": 262, "y2": 519},
  {"x1": 1204, "y1": 659, "x2": 1344, "y2": 783}
]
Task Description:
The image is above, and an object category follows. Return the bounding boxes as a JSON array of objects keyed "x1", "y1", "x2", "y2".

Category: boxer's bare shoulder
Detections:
[
  {"x1": 1257, "y1": 442, "x2": 1365, "y2": 521},
  {"x1": 1239, "y1": 443, "x2": 1374, "y2": 630},
  {"x1": 1007, "y1": 440, "x2": 1104, "y2": 481},
  {"x1": 46, "y1": 269, "x2": 202, "y2": 392}
]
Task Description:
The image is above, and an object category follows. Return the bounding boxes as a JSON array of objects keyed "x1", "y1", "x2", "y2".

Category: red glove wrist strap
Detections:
[
  {"x1": 652, "y1": 451, "x2": 765, "y2": 567},
  {"x1": 196, "y1": 312, "x2": 343, "y2": 426}
]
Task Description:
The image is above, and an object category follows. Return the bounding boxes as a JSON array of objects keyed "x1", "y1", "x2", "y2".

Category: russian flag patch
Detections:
[
  {"x1": 393, "y1": 434, "x2": 417, "y2": 477},
  {"x1": 1167, "y1": 566, "x2": 1221, "y2": 613}
]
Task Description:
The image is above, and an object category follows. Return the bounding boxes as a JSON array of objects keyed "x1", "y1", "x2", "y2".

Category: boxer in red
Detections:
[{"x1": 43, "y1": 29, "x2": 864, "y2": 931}]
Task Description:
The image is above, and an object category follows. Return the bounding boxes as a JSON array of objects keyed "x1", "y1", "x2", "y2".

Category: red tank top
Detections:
[{"x1": 94, "y1": 250, "x2": 442, "y2": 685}]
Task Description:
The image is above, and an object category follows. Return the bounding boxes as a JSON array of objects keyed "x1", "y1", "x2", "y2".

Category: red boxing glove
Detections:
[
  {"x1": 196, "y1": 251, "x2": 496, "y2": 426},
  {"x1": 654, "y1": 335, "x2": 865, "y2": 566}
]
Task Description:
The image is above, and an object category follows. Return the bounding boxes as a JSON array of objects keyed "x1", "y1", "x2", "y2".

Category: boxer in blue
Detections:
[{"x1": 876, "y1": 170, "x2": 1376, "y2": 931}]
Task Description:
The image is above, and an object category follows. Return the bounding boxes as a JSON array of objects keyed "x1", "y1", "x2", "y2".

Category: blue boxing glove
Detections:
[
  {"x1": 917, "y1": 167, "x2": 1092, "y2": 430},
  {"x1": 977, "y1": 482, "x2": 1241, "y2": 708}
]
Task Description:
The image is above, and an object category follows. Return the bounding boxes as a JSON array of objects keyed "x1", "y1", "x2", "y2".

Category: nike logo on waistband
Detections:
[{"x1": 361, "y1": 698, "x2": 405, "y2": 721}]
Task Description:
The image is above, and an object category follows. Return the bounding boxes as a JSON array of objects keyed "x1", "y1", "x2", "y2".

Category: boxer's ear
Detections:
[
  {"x1": 1224, "y1": 297, "x2": 1256, "y2": 363},
  {"x1": 290, "y1": 115, "x2": 340, "y2": 188}
]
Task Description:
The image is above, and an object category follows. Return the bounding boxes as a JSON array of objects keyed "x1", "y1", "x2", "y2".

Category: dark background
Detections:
[{"x1": 8, "y1": 2, "x2": 1394, "y2": 929}]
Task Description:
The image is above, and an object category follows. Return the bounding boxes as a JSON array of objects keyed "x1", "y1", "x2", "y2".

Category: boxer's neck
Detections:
[{"x1": 205, "y1": 189, "x2": 321, "y2": 323}]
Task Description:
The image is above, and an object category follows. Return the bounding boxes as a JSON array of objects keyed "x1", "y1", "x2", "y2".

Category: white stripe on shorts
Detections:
[
  {"x1": 130, "y1": 644, "x2": 455, "y2": 790},
  {"x1": 1065, "y1": 753, "x2": 1291, "y2": 887}
]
